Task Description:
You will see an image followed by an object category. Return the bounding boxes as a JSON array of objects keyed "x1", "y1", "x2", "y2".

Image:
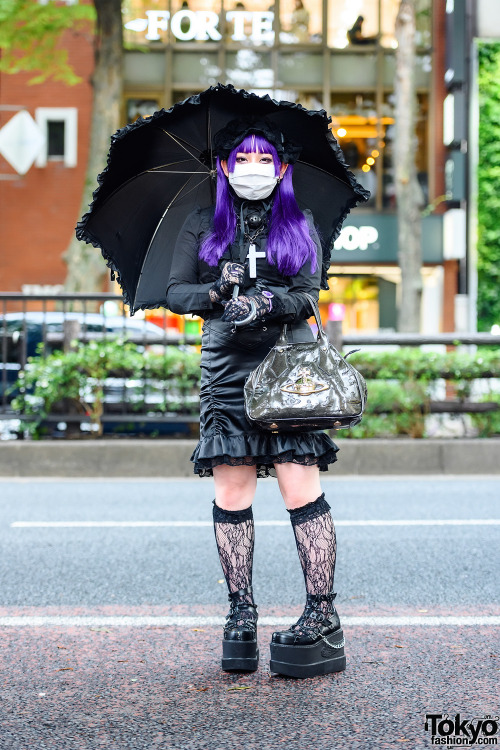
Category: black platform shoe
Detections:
[
  {"x1": 222, "y1": 585, "x2": 259, "y2": 672},
  {"x1": 270, "y1": 592, "x2": 346, "y2": 679}
]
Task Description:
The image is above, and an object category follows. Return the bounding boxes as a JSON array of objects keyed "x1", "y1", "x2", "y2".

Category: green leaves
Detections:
[
  {"x1": 477, "y1": 42, "x2": 500, "y2": 331},
  {"x1": 11, "y1": 343, "x2": 500, "y2": 439},
  {"x1": 346, "y1": 348, "x2": 500, "y2": 438},
  {"x1": 349, "y1": 347, "x2": 500, "y2": 381},
  {"x1": 0, "y1": 0, "x2": 95, "y2": 84},
  {"x1": 11, "y1": 339, "x2": 202, "y2": 438}
]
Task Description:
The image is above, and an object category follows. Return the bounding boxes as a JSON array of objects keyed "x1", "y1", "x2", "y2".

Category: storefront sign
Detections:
[
  {"x1": 334, "y1": 225, "x2": 379, "y2": 251},
  {"x1": 331, "y1": 215, "x2": 443, "y2": 263},
  {"x1": 125, "y1": 10, "x2": 275, "y2": 43}
]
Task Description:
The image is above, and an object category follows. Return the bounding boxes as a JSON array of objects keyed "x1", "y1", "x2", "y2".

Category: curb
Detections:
[{"x1": 1, "y1": 439, "x2": 499, "y2": 477}]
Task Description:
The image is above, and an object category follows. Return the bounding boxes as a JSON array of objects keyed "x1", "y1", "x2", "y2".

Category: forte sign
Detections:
[{"x1": 125, "y1": 9, "x2": 275, "y2": 43}]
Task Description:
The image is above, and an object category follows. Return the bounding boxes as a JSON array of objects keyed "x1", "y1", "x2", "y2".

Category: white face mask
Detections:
[{"x1": 228, "y1": 162, "x2": 278, "y2": 200}]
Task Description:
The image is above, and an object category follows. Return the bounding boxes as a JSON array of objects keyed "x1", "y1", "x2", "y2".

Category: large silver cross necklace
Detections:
[
  {"x1": 246, "y1": 240, "x2": 267, "y2": 278},
  {"x1": 243, "y1": 219, "x2": 267, "y2": 278}
]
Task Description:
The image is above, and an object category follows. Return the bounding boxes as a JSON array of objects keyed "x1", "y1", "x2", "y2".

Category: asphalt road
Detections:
[{"x1": 1, "y1": 476, "x2": 499, "y2": 749}]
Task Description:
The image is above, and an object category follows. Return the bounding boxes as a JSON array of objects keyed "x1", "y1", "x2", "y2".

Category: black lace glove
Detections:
[
  {"x1": 221, "y1": 292, "x2": 272, "y2": 323},
  {"x1": 209, "y1": 262, "x2": 245, "y2": 304}
]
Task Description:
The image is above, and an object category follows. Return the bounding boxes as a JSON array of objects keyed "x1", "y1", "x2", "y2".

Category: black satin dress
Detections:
[{"x1": 166, "y1": 204, "x2": 339, "y2": 478}]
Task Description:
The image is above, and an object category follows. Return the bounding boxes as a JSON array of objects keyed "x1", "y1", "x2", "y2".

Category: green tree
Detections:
[
  {"x1": 477, "y1": 41, "x2": 500, "y2": 331},
  {"x1": 394, "y1": 0, "x2": 423, "y2": 332},
  {"x1": 63, "y1": 0, "x2": 123, "y2": 293},
  {"x1": 0, "y1": 0, "x2": 123, "y2": 294},
  {"x1": 0, "y1": 0, "x2": 94, "y2": 84}
]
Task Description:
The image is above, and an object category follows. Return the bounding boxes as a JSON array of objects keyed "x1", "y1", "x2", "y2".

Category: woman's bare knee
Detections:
[
  {"x1": 213, "y1": 464, "x2": 257, "y2": 510},
  {"x1": 274, "y1": 462, "x2": 322, "y2": 509}
]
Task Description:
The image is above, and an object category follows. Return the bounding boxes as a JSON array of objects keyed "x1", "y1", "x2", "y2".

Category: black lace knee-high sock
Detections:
[
  {"x1": 288, "y1": 493, "x2": 337, "y2": 619},
  {"x1": 212, "y1": 501, "x2": 255, "y2": 614}
]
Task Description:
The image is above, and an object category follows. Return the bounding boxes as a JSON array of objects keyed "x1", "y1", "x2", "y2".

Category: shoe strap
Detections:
[
  {"x1": 305, "y1": 592, "x2": 337, "y2": 605},
  {"x1": 296, "y1": 592, "x2": 337, "y2": 627},
  {"x1": 227, "y1": 586, "x2": 258, "y2": 620},
  {"x1": 228, "y1": 585, "x2": 254, "y2": 601}
]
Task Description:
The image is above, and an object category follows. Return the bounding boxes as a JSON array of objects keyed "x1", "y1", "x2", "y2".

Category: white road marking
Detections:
[
  {"x1": 2, "y1": 476, "x2": 500, "y2": 482},
  {"x1": 0, "y1": 615, "x2": 498, "y2": 627},
  {"x1": 10, "y1": 519, "x2": 500, "y2": 528}
]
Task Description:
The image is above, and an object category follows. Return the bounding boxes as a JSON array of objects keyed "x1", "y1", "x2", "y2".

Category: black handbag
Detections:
[{"x1": 244, "y1": 293, "x2": 367, "y2": 432}]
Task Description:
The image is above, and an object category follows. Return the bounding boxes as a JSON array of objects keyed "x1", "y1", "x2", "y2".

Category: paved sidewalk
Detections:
[
  {"x1": 2, "y1": 616, "x2": 498, "y2": 749},
  {"x1": 1, "y1": 438, "x2": 500, "y2": 476},
  {"x1": 2, "y1": 477, "x2": 498, "y2": 749}
]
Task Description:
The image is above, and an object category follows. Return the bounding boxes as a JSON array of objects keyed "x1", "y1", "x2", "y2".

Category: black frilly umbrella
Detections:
[{"x1": 76, "y1": 83, "x2": 369, "y2": 314}]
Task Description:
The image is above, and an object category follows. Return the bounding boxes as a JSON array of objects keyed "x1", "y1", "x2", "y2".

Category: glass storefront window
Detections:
[
  {"x1": 226, "y1": 50, "x2": 273, "y2": 87},
  {"x1": 124, "y1": 51, "x2": 165, "y2": 86},
  {"x1": 380, "y1": 0, "x2": 431, "y2": 48},
  {"x1": 279, "y1": 0, "x2": 322, "y2": 44},
  {"x1": 278, "y1": 52, "x2": 323, "y2": 85},
  {"x1": 328, "y1": 0, "x2": 378, "y2": 49},
  {"x1": 326, "y1": 0, "x2": 431, "y2": 51},
  {"x1": 123, "y1": 0, "x2": 432, "y2": 49},
  {"x1": 173, "y1": 52, "x2": 222, "y2": 84},
  {"x1": 330, "y1": 90, "x2": 428, "y2": 210},
  {"x1": 330, "y1": 92, "x2": 391, "y2": 208},
  {"x1": 325, "y1": 275, "x2": 381, "y2": 332},
  {"x1": 126, "y1": 98, "x2": 162, "y2": 122},
  {"x1": 380, "y1": 92, "x2": 429, "y2": 209},
  {"x1": 330, "y1": 53, "x2": 378, "y2": 87}
]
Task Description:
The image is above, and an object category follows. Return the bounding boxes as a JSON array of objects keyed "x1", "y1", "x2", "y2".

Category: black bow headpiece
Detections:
[{"x1": 212, "y1": 117, "x2": 302, "y2": 164}]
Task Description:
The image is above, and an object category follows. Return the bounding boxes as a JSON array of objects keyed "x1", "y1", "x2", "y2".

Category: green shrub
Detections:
[
  {"x1": 10, "y1": 343, "x2": 500, "y2": 439},
  {"x1": 11, "y1": 339, "x2": 201, "y2": 438},
  {"x1": 468, "y1": 393, "x2": 500, "y2": 437}
]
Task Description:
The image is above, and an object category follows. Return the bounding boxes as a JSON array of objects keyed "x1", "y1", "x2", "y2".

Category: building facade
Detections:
[
  {"x1": 0, "y1": 26, "x2": 94, "y2": 297},
  {"x1": 1, "y1": 0, "x2": 465, "y2": 334}
]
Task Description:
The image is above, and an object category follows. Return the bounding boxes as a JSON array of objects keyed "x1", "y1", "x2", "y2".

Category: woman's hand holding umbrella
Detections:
[
  {"x1": 209, "y1": 262, "x2": 246, "y2": 303},
  {"x1": 221, "y1": 290, "x2": 271, "y2": 325},
  {"x1": 209, "y1": 261, "x2": 261, "y2": 326}
]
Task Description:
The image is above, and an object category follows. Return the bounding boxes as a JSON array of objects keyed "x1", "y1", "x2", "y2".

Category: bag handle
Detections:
[{"x1": 277, "y1": 292, "x2": 329, "y2": 347}]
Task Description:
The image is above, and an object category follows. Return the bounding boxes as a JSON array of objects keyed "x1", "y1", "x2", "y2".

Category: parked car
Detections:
[
  {"x1": 0, "y1": 312, "x2": 193, "y2": 404},
  {"x1": 0, "y1": 312, "x2": 173, "y2": 361}
]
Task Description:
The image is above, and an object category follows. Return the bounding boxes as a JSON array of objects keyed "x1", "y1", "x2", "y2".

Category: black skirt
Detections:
[{"x1": 191, "y1": 317, "x2": 339, "y2": 478}]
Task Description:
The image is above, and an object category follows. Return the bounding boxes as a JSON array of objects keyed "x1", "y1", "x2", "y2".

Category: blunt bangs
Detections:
[{"x1": 227, "y1": 135, "x2": 281, "y2": 177}]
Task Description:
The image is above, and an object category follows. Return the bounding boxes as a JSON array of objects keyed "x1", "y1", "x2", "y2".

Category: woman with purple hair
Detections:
[{"x1": 166, "y1": 117, "x2": 345, "y2": 679}]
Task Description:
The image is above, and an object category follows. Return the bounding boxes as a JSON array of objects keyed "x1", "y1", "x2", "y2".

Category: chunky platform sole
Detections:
[
  {"x1": 269, "y1": 628, "x2": 346, "y2": 679},
  {"x1": 222, "y1": 638, "x2": 259, "y2": 672}
]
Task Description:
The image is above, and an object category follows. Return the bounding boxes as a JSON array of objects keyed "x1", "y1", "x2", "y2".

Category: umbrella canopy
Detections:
[{"x1": 76, "y1": 83, "x2": 369, "y2": 314}]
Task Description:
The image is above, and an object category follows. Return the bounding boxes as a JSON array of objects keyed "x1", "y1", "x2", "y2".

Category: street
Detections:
[{"x1": 0, "y1": 476, "x2": 499, "y2": 749}]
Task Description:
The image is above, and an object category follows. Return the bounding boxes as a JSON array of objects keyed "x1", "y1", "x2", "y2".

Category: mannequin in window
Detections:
[
  {"x1": 290, "y1": 0, "x2": 310, "y2": 43},
  {"x1": 347, "y1": 16, "x2": 377, "y2": 46}
]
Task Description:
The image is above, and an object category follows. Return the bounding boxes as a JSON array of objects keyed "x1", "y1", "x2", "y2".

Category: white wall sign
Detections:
[
  {"x1": 125, "y1": 9, "x2": 275, "y2": 43},
  {"x1": 0, "y1": 111, "x2": 45, "y2": 175},
  {"x1": 333, "y1": 225, "x2": 379, "y2": 252}
]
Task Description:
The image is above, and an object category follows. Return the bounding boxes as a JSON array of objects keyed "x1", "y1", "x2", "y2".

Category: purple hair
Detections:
[{"x1": 199, "y1": 134, "x2": 317, "y2": 277}]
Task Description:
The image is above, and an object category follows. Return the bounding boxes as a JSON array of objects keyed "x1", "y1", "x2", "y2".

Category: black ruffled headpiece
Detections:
[{"x1": 212, "y1": 117, "x2": 302, "y2": 164}]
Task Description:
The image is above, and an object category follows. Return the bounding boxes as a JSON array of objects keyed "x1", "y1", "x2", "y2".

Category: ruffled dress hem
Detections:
[{"x1": 191, "y1": 431, "x2": 339, "y2": 478}]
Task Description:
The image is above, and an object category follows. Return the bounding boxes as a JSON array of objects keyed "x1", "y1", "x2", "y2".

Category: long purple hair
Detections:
[{"x1": 199, "y1": 134, "x2": 317, "y2": 276}]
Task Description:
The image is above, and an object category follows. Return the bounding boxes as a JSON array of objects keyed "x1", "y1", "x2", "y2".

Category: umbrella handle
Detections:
[{"x1": 231, "y1": 284, "x2": 257, "y2": 327}]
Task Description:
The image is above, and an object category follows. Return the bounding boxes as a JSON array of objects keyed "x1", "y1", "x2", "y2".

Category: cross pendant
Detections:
[{"x1": 247, "y1": 243, "x2": 266, "y2": 278}]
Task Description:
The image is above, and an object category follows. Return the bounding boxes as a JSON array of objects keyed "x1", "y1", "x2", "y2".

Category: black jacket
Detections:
[{"x1": 166, "y1": 205, "x2": 322, "y2": 324}]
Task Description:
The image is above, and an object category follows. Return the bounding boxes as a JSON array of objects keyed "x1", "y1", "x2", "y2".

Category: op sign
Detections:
[{"x1": 125, "y1": 9, "x2": 275, "y2": 43}]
